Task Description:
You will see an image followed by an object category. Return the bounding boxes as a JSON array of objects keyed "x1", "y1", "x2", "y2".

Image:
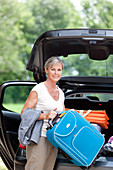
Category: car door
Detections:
[
  {"x1": 0, "y1": 81, "x2": 37, "y2": 170},
  {"x1": 1, "y1": 80, "x2": 113, "y2": 170}
]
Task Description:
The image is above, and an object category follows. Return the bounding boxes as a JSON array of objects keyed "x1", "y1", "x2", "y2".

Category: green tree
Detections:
[
  {"x1": 81, "y1": 0, "x2": 113, "y2": 28},
  {"x1": 0, "y1": 0, "x2": 34, "y2": 84},
  {"x1": 23, "y1": 0, "x2": 83, "y2": 43},
  {"x1": 61, "y1": 0, "x2": 113, "y2": 77},
  {"x1": 0, "y1": 0, "x2": 83, "y2": 84}
]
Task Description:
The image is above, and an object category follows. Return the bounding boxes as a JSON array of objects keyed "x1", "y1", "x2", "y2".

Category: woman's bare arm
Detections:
[
  {"x1": 21, "y1": 91, "x2": 38, "y2": 117},
  {"x1": 63, "y1": 102, "x2": 65, "y2": 111}
]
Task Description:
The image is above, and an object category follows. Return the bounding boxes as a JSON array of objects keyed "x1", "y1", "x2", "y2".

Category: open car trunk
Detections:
[{"x1": 1, "y1": 29, "x2": 113, "y2": 169}]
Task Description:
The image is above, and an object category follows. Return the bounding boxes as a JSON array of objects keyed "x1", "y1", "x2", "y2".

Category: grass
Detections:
[
  {"x1": 0, "y1": 158, "x2": 7, "y2": 170},
  {"x1": 3, "y1": 103, "x2": 24, "y2": 113}
]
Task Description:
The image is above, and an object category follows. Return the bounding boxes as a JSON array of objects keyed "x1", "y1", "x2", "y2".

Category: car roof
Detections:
[{"x1": 26, "y1": 28, "x2": 113, "y2": 81}]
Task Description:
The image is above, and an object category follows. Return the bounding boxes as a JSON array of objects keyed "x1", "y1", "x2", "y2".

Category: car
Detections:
[{"x1": 0, "y1": 28, "x2": 113, "y2": 170}]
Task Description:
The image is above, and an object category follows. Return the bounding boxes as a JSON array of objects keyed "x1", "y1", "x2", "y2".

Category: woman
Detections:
[{"x1": 21, "y1": 56, "x2": 65, "y2": 170}]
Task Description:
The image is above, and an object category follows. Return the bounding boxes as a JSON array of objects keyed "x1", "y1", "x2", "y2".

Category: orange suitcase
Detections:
[
  {"x1": 76, "y1": 110, "x2": 109, "y2": 129},
  {"x1": 65, "y1": 109, "x2": 109, "y2": 129}
]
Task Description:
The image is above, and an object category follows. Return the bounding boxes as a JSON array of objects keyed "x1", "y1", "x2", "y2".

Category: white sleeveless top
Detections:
[{"x1": 31, "y1": 82, "x2": 65, "y2": 137}]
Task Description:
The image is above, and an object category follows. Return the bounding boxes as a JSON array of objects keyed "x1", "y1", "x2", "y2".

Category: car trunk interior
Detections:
[
  {"x1": 64, "y1": 97, "x2": 113, "y2": 145},
  {"x1": 59, "y1": 76, "x2": 113, "y2": 149}
]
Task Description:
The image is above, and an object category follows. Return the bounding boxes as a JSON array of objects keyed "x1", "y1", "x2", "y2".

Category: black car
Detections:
[{"x1": 0, "y1": 29, "x2": 113, "y2": 170}]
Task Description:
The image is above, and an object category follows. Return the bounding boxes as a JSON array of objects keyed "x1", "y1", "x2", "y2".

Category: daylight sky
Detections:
[
  {"x1": 70, "y1": 0, "x2": 113, "y2": 11},
  {"x1": 70, "y1": 0, "x2": 82, "y2": 10}
]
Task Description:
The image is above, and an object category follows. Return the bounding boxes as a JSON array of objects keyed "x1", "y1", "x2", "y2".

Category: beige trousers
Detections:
[{"x1": 25, "y1": 137, "x2": 58, "y2": 170}]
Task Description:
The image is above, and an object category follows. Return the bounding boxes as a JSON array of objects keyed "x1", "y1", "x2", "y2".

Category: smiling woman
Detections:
[{"x1": 20, "y1": 56, "x2": 65, "y2": 170}]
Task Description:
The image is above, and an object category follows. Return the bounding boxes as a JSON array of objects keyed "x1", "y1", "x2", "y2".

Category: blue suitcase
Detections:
[{"x1": 46, "y1": 110, "x2": 105, "y2": 167}]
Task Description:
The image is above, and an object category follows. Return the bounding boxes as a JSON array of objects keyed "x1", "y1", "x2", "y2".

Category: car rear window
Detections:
[{"x1": 61, "y1": 54, "x2": 113, "y2": 77}]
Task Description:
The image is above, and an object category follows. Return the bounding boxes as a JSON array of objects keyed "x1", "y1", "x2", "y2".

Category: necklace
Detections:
[{"x1": 44, "y1": 82, "x2": 59, "y2": 100}]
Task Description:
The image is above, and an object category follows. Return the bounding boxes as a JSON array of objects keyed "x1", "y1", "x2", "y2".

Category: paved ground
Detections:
[{"x1": 0, "y1": 158, "x2": 7, "y2": 170}]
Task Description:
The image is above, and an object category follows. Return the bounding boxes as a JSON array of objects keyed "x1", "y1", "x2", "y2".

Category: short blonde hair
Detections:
[{"x1": 44, "y1": 56, "x2": 63, "y2": 70}]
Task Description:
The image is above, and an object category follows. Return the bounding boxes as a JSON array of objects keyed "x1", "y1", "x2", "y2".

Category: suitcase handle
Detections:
[
  {"x1": 47, "y1": 111, "x2": 66, "y2": 130},
  {"x1": 47, "y1": 114, "x2": 61, "y2": 129},
  {"x1": 48, "y1": 119, "x2": 53, "y2": 129}
]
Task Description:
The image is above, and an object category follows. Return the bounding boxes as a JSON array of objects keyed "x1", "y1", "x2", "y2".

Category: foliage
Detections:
[
  {"x1": 61, "y1": 54, "x2": 113, "y2": 77},
  {"x1": 61, "y1": 0, "x2": 113, "y2": 77},
  {"x1": 23, "y1": 0, "x2": 82, "y2": 43},
  {"x1": 1, "y1": 0, "x2": 113, "y2": 84},
  {"x1": 0, "y1": 0, "x2": 82, "y2": 84},
  {"x1": 81, "y1": 0, "x2": 113, "y2": 28},
  {"x1": 0, "y1": 0, "x2": 34, "y2": 83},
  {"x1": 3, "y1": 85, "x2": 33, "y2": 103}
]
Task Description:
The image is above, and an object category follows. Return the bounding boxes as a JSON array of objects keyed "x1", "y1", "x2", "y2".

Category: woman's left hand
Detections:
[
  {"x1": 38, "y1": 108, "x2": 57, "y2": 120},
  {"x1": 46, "y1": 108, "x2": 57, "y2": 120}
]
